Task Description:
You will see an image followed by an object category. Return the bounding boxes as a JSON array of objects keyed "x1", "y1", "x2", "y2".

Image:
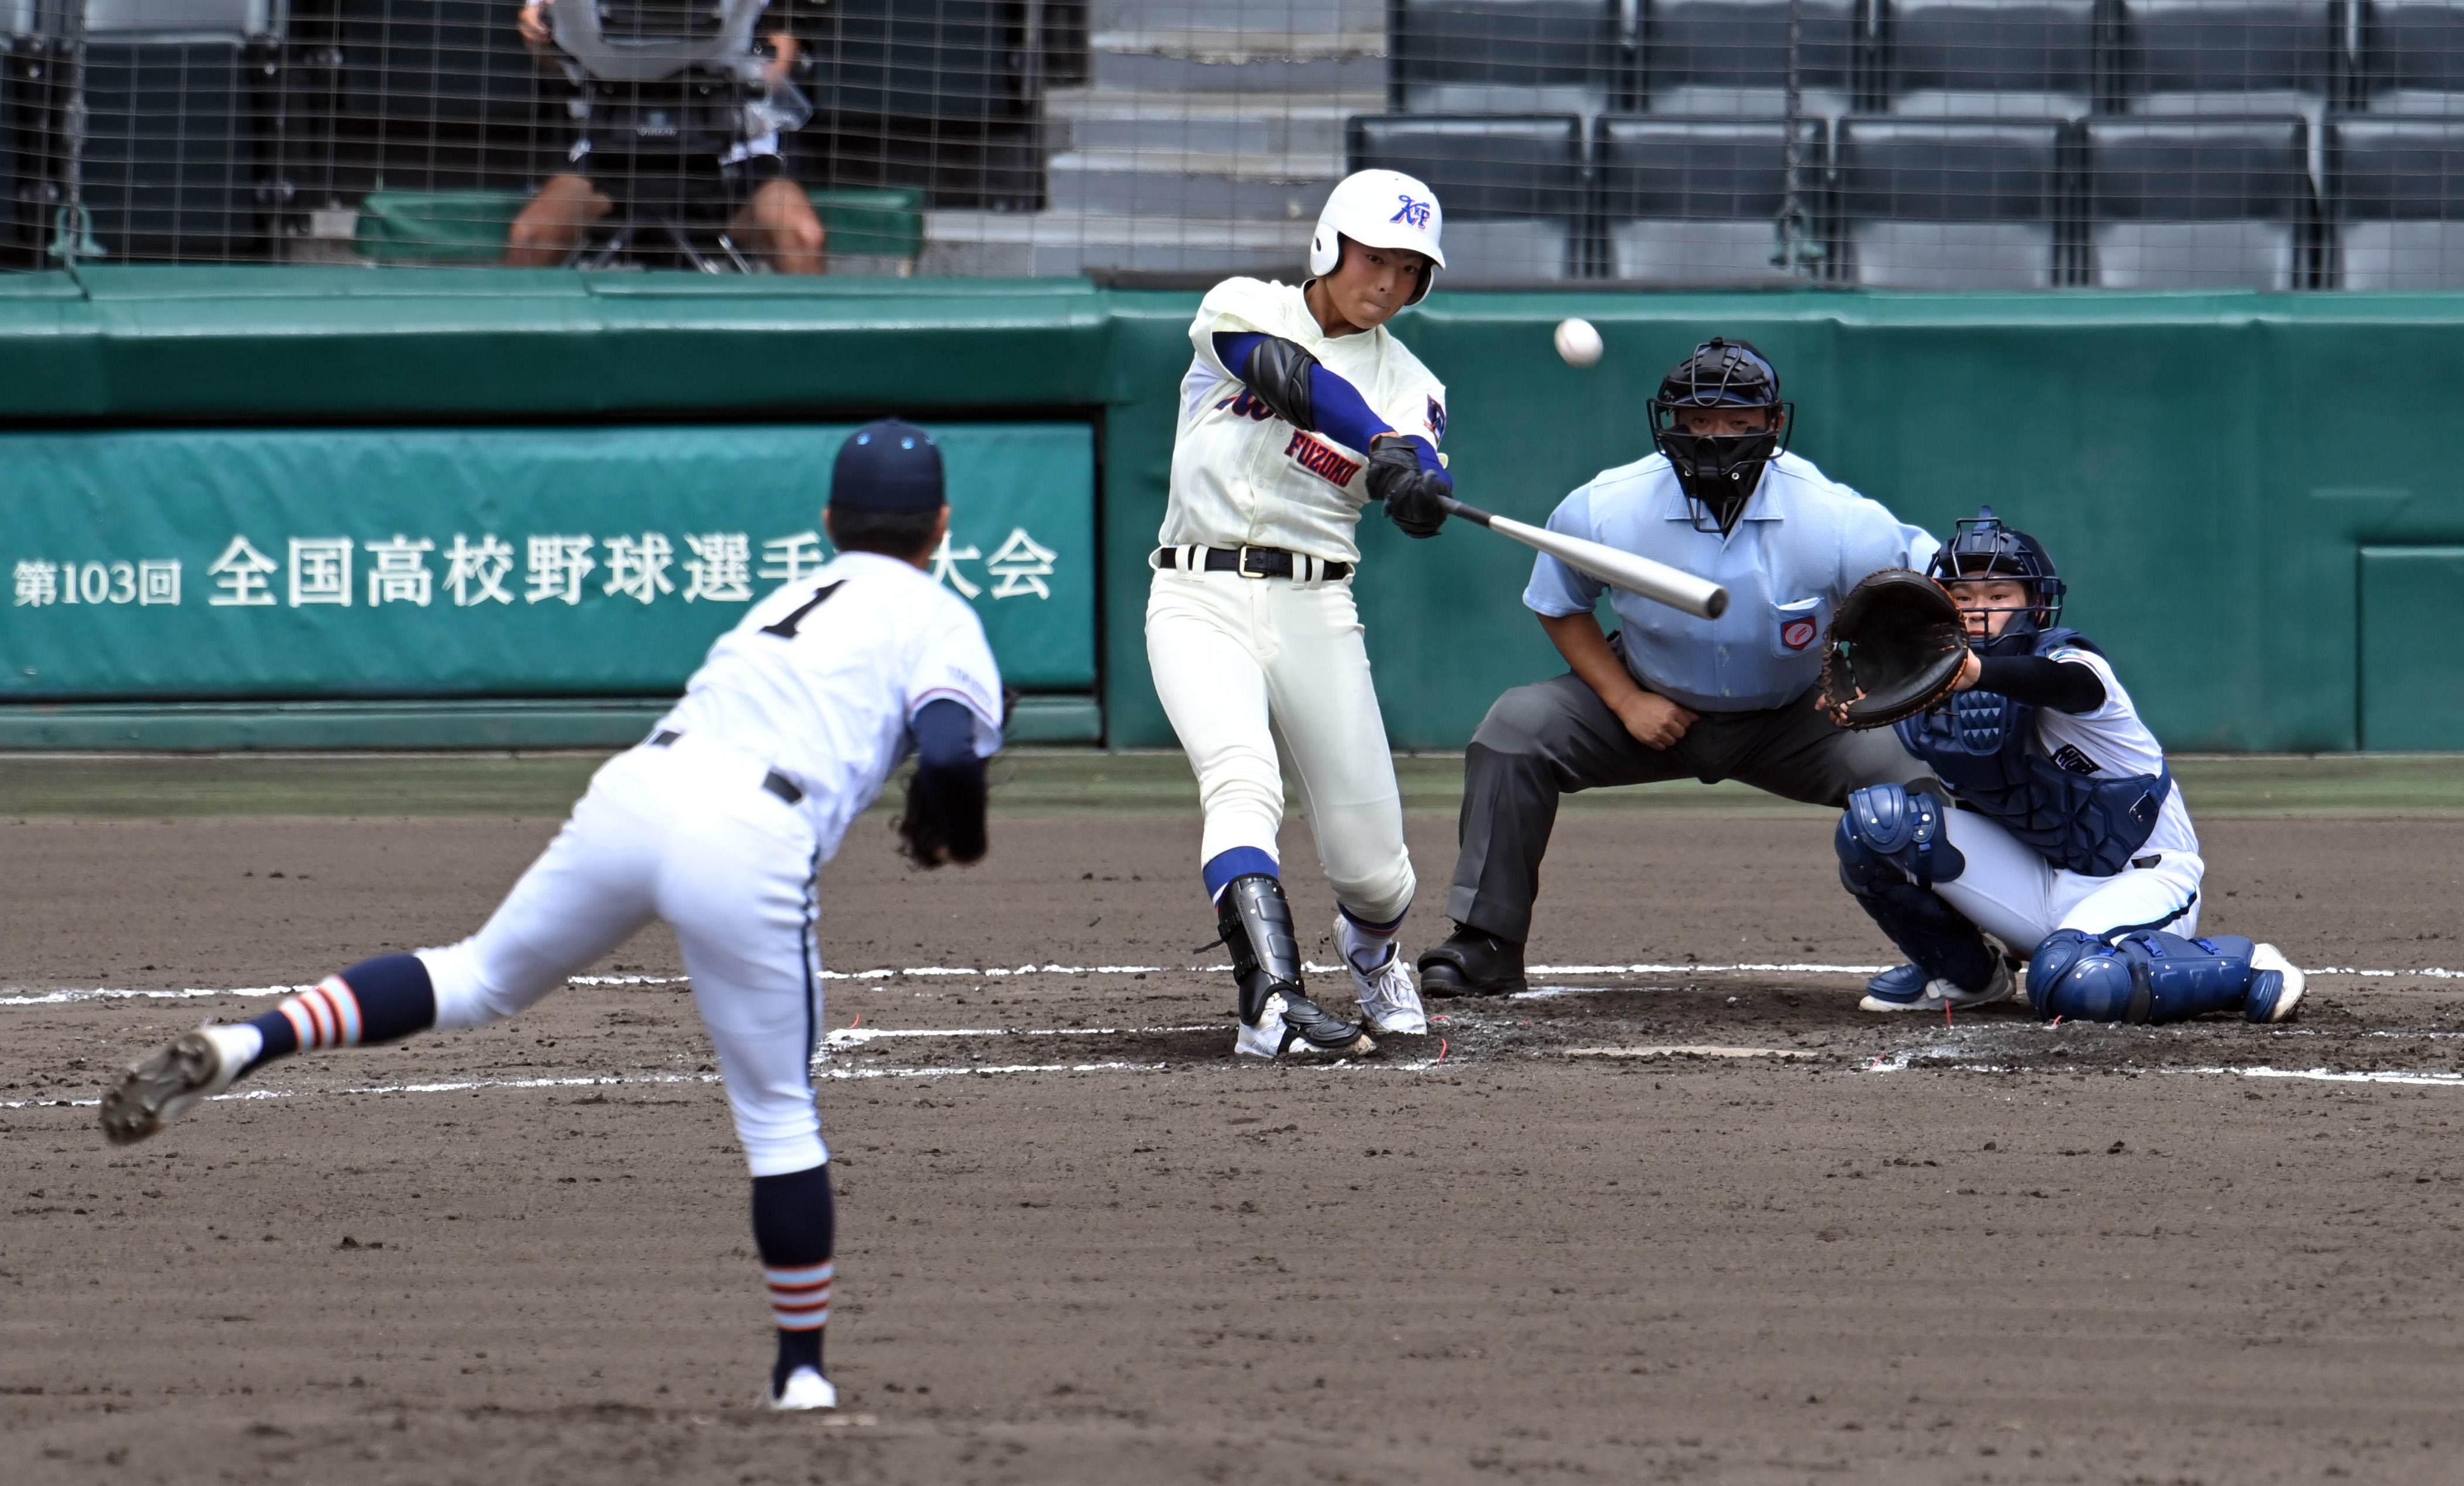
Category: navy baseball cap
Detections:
[{"x1": 829, "y1": 420, "x2": 944, "y2": 513}]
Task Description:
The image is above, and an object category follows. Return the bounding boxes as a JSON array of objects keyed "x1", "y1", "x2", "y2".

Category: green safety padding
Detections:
[
  {"x1": 2360, "y1": 548, "x2": 2464, "y2": 751},
  {"x1": 9, "y1": 271, "x2": 2464, "y2": 751},
  {"x1": 0, "y1": 421, "x2": 1093, "y2": 699},
  {"x1": 352, "y1": 187, "x2": 926, "y2": 266}
]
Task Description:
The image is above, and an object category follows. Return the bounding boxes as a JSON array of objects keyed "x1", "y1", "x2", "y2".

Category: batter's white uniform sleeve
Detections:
[
  {"x1": 906, "y1": 595, "x2": 1006, "y2": 758},
  {"x1": 1159, "y1": 277, "x2": 1447, "y2": 565}
]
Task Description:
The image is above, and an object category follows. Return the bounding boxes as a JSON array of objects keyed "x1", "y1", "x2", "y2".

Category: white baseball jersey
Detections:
[
  {"x1": 1159, "y1": 277, "x2": 1448, "y2": 565},
  {"x1": 1931, "y1": 644, "x2": 2204, "y2": 950},
  {"x1": 654, "y1": 550, "x2": 1005, "y2": 861}
]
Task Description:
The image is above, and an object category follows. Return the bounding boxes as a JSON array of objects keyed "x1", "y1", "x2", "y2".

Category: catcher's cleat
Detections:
[
  {"x1": 2245, "y1": 944, "x2": 2306, "y2": 1023},
  {"x1": 1336, "y1": 918, "x2": 1427, "y2": 1035},
  {"x1": 766, "y1": 1366, "x2": 839, "y2": 1412},
  {"x1": 1858, "y1": 957, "x2": 2014, "y2": 1014},
  {"x1": 99, "y1": 1027, "x2": 246, "y2": 1145},
  {"x1": 1416, "y1": 926, "x2": 1527, "y2": 998},
  {"x1": 1234, "y1": 991, "x2": 1376, "y2": 1059}
]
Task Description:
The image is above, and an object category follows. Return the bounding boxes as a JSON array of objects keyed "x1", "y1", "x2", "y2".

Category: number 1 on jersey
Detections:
[{"x1": 761, "y1": 581, "x2": 845, "y2": 640}]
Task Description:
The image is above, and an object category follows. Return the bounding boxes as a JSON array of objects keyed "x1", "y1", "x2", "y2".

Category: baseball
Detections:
[{"x1": 1554, "y1": 317, "x2": 1603, "y2": 368}]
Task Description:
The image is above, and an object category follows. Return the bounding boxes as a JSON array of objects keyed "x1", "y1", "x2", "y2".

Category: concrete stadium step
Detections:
[
  {"x1": 922, "y1": 209, "x2": 1310, "y2": 278},
  {"x1": 1050, "y1": 145, "x2": 1343, "y2": 219},
  {"x1": 1047, "y1": 87, "x2": 1382, "y2": 157},
  {"x1": 1089, "y1": 27, "x2": 1385, "y2": 94}
]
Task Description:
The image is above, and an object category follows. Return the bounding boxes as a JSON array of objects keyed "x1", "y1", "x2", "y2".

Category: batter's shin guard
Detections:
[
  {"x1": 1216, "y1": 873, "x2": 1307, "y2": 1027},
  {"x1": 2030, "y1": 931, "x2": 2258, "y2": 1024}
]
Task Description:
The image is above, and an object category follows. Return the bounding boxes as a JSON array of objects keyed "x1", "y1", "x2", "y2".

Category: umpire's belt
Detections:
[
  {"x1": 1151, "y1": 545, "x2": 1351, "y2": 582},
  {"x1": 648, "y1": 729, "x2": 804, "y2": 805}
]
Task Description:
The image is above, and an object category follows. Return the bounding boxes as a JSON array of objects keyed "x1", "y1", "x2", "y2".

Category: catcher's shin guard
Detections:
[
  {"x1": 2027, "y1": 929, "x2": 2265, "y2": 1024},
  {"x1": 1835, "y1": 786, "x2": 1997, "y2": 993}
]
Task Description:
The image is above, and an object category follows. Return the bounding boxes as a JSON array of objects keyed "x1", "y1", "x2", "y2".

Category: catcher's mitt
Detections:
[{"x1": 1815, "y1": 569, "x2": 1970, "y2": 728}]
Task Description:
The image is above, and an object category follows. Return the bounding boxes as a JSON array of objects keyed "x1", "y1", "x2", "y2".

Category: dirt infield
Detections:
[{"x1": 6, "y1": 763, "x2": 2464, "y2": 1484}]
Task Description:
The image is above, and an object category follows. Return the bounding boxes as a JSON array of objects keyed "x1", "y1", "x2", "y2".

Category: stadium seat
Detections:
[
  {"x1": 2082, "y1": 116, "x2": 2314, "y2": 286},
  {"x1": 1880, "y1": 0, "x2": 2101, "y2": 120},
  {"x1": 2358, "y1": 0, "x2": 2464, "y2": 115},
  {"x1": 336, "y1": 0, "x2": 544, "y2": 126},
  {"x1": 2112, "y1": 0, "x2": 2344, "y2": 119},
  {"x1": 1349, "y1": 114, "x2": 1589, "y2": 278},
  {"x1": 1640, "y1": 0, "x2": 1866, "y2": 120},
  {"x1": 1389, "y1": 0, "x2": 1629, "y2": 117},
  {"x1": 2330, "y1": 116, "x2": 2464, "y2": 286},
  {"x1": 1596, "y1": 115, "x2": 1830, "y2": 281},
  {"x1": 1835, "y1": 116, "x2": 2071, "y2": 286}
]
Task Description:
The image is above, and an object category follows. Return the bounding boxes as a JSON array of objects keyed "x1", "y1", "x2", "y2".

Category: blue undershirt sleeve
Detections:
[{"x1": 1210, "y1": 331, "x2": 1451, "y2": 487}]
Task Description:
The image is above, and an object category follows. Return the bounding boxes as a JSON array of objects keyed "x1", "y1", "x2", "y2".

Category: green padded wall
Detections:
[
  {"x1": 4, "y1": 266, "x2": 2460, "y2": 751},
  {"x1": 2361, "y1": 547, "x2": 2464, "y2": 751}
]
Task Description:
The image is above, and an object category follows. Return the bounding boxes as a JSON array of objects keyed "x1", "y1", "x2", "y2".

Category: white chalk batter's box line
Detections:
[
  {"x1": 6, "y1": 1051, "x2": 2458, "y2": 1117},
  {"x1": 6, "y1": 959, "x2": 2462, "y2": 1009}
]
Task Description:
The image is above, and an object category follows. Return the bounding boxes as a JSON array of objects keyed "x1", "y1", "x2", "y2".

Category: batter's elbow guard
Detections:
[{"x1": 1241, "y1": 336, "x2": 1320, "y2": 432}]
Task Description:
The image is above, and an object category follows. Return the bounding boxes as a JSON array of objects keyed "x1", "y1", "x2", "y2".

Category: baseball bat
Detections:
[{"x1": 1437, "y1": 496, "x2": 1729, "y2": 620}]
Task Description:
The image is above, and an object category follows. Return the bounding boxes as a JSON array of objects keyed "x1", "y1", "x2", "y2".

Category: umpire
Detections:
[{"x1": 1417, "y1": 338, "x2": 1942, "y2": 996}]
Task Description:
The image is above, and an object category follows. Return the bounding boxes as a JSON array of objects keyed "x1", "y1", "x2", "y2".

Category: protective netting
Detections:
[{"x1": 4, "y1": 0, "x2": 2462, "y2": 286}]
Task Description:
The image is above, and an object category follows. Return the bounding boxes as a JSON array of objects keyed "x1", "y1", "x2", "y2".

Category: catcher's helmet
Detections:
[
  {"x1": 1927, "y1": 506, "x2": 2066, "y2": 641},
  {"x1": 1307, "y1": 169, "x2": 1445, "y2": 305},
  {"x1": 1648, "y1": 338, "x2": 1794, "y2": 535}
]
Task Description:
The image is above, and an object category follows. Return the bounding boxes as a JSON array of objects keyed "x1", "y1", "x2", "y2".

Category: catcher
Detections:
[
  {"x1": 1817, "y1": 508, "x2": 2304, "y2": 1022},
  {"x1": 1419, "y1": 338, "x2": 1942, "y2": 996},
  {"x1": 96, "y1": 421, "x2": 1003, "y2": 1411}
]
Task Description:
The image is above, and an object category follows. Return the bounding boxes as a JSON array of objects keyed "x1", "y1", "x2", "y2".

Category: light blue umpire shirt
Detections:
[{"x1": 1523, "y1": 450, "x2": 1940, "y2": 714}]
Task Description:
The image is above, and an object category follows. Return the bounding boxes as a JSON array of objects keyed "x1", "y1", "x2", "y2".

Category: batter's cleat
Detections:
[
  {"x1": 1416, "y1": 926, "x2": 1528, "y2": 998},
  {"x1": 2245, "y1": 944, "x2": 2307, "y2": 1023},
  {"x1": 1858, "y1": 957, "x2": 2015, "y2": 1014},
  {"x1": 1235, "y1": 991, "x2": 1376, "y2": 1060},
  {"x1": 766, "y1": 1366, "x2": 838, "y2": 1411},
  {"x1": 1337, "y1": 920, "x2": 1427, "y2": 1035},
  {"x1": 99, "y1": 1027, "x2": 246, "y2": 1145}
]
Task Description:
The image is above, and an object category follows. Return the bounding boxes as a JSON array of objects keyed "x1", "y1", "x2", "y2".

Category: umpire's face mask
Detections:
[{"x1": 1656, "y1": 407, "x2": 1782, "y2": 537}]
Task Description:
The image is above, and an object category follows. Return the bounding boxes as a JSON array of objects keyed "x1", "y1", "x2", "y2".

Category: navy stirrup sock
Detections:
[
  {"x1": 753, "y1": 1164, "x2": 837, "y2": 1392},
  {"x1": 241, "y1": 953, "x2": 437, "y2": 1074},
  {"x1": 1202, "y1": 846, "x2": 1279, "y2": 902}
]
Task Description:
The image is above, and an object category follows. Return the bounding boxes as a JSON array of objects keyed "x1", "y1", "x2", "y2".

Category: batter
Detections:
[
  {"x1": 1833, "y1": 509, "x2": 2307, "y2": 1023},
  {"x1": 96, "y1": 421, "x2": 1005, "y2": 1411},
  {"x1": 1148, "y1": 167, "x2": 1455, "y2": 1058}
]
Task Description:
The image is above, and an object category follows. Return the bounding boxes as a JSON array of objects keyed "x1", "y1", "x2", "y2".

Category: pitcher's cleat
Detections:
[
  {"x1": 2245, "y1": 944, "x2": 2307, "y2": 1023},
  {"x1": 99, "y1": 1027, "x2": 246, "y2": 1145},
  {"x1": 1337, "y1": 920, "x2": 1427, "y2": 1035},
  {"x1": 766, "y1": 1366, "x2": 838, "y2": 1411},
  {"x1": 1859, "y1": 957, "x2": 2015, "y2": 1014},
  {"x1": 1235, "y1": 991, "x2": 1376, "y2": 1059}
]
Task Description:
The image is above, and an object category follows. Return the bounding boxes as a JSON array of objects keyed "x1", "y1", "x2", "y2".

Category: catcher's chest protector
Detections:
[{"x1": 1894, "y1": 628, "x2": 2172, "y2": 878}]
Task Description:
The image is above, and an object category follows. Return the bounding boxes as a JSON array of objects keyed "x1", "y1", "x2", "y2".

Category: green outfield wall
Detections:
[{"x1": 0, "y1": 265, "x2": 2456, "y2": 752}]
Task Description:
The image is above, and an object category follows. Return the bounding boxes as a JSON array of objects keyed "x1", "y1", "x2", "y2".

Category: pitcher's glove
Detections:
[
  {"x1": 1816, "y1": 569, "x2": 1970, "y2": 728},
  {"x1": 1365, "y1": 435, "x2": 1448, "y2": 538},
  {"x1": 895, "y1": 761, "x2": 988, "y2": 869}
]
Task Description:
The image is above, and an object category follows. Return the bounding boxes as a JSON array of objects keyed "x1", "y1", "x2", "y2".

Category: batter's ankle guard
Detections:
[{"x1": 1216, "y1": 874, "x2": 1306, "y2": 1027}]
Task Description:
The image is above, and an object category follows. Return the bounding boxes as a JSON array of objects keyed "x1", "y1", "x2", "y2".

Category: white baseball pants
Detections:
[
  {"x1": 1145, "y1": 566, "x2": 1416, "y2": 924},
  {"x1": 1932, "y1": 804, "x2": 2204, "y2": 950},
  {"x1": 416, "y1": 737, "x2": 829, "y2": 1177}
]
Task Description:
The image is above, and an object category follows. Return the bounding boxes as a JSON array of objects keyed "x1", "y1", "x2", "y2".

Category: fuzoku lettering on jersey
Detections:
[
  {"x1": 1163, "y1": 277, "x2": 1447, "y2": 566},
  {"x1": 1284, "y1": 431, "x2": 1363, "y2": 488}
]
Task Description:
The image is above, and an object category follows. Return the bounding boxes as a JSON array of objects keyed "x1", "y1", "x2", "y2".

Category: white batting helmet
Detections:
[{"x1": 1307, "y1": 168, "x2": 1446, "y2": 305}]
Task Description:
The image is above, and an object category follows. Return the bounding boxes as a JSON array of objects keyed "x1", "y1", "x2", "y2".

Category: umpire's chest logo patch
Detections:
[{"x1": 1780, "y1": 617, "x2": 1819, "y2": 651}]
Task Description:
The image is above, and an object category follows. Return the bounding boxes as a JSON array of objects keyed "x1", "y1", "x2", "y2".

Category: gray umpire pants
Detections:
[{"x1": 1444, "y1": 671, "x2": 1939, "y2": 943}]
